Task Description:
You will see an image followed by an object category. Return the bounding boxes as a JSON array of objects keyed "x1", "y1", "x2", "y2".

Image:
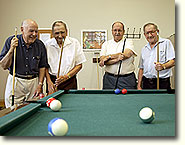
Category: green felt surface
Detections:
[{"x1": 1, "y1": 90, "x2": 175, "y2": 136}]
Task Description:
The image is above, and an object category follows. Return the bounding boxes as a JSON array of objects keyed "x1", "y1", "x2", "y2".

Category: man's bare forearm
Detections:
[{"x1": 0, "y1": 50, "x2": 14, "y2": 70}]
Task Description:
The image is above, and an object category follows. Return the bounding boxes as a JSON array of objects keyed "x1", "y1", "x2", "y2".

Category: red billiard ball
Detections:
[
  {"x1": 122, "y1": 89, "x2": 127, "y2": 94},
  {"x1": 39, "y1": 93, "x2": 45, "y2": 99},
  {"x1": 46, "y1": 98, "x2": 56, "y2": 107}
]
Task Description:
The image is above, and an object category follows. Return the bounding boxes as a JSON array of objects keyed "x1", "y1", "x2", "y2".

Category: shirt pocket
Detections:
[
  {"x1": 31, "y1": 56, "x2": 40, "y2": 72},
  {"x1": 159, "y1": 49, "x2": 166, "y2": 63}
]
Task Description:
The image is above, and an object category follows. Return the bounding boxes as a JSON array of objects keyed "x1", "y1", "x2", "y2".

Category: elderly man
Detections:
[
  {"x1": 0, "y1": 19, "x2": 49, "y2": 108},
  {"x1": 99, "y1": 21, "x2": 137, "y2": 89},
  {"x1": 45, "y1": 21, "x2": 86, "y2": 94},
  {"x1": 137, "y1": 23, "x2": 175, "y2": 90}
]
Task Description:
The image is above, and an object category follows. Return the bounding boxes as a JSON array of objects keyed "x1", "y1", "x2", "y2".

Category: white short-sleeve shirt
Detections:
[
  {"x1": 100, "y1": 38, "x2": 137, "y2": 75},
  {"x1": 46, "y1": 36, "x2": 86, "y2": 76},
  {"x1": 139, "y1": 37, "x2": 175, "y2": 78}
]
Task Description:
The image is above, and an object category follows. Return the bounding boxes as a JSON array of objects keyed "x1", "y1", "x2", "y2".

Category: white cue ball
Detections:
[
  {"x1": 50, "y1": 100, "x2": 62, "y2": 111},
  {"x1": 139, "y1": 107, "x2": 155, "y2": 123},
  {"x1": 48, "y1": 118, "x2": 68, "y2": 136}
]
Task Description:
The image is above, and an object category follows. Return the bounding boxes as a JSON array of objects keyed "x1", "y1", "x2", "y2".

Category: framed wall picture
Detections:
[
  {"x1": 38, "y1": 28, "x2": 52, "y2": 45},
  {"x1": 81, "y1": 30, "x2": 107, "y2": 51}
]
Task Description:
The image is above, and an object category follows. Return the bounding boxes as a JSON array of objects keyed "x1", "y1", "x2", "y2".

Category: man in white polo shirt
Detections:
[
  {"x1": 45, "y1": 21, "x2": 86, "y2": 94},
  {"x1": 137, "y1": 23, "x2": 175, "y2": 90},
  {"x1": 99, "y1": 21, "x2": 137, "y2": 89}
]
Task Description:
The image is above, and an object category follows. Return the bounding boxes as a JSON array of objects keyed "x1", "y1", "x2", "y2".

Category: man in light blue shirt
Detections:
[{"x1": 137, "y1": 23, "x2": 175, "y2": 90}]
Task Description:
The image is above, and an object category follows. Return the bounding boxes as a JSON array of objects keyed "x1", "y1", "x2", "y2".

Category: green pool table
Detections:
[{"x1": 0, "y1": 89, "x2": 175, "y2": 136}]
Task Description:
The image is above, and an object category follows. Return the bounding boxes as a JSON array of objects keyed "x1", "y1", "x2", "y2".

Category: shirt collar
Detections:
[
  {"x1": 112, "y1": 37, "x2": 125, "y2": 44},
  {"x1": 20, "y1": 34, "x2": 26, "y2": 46},
  {"x1": 20, "y1": 34, "x2": 37, "y2": 48},
  {"x1": 145, "y1": 36, "x2": 165, "y2": 49},
  {"x1": 50, "y1": 36, "x2": 72, "y2": 48}
]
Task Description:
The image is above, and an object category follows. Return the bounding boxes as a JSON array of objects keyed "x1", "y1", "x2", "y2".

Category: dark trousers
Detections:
[
  {"x1": 103, "y1": 72, "x2": 137, "y2": 89},
  {"x1": 46, "y1": 74, "x2": 77, "y2": 92},
  {"x1": 142, "y1": 76, "x2": 171, "y2": 90}
]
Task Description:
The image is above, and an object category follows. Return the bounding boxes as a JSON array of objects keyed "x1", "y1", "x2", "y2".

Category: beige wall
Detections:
[{"x1": 0, "y1": 0, "x2": 175, "y2": 98}]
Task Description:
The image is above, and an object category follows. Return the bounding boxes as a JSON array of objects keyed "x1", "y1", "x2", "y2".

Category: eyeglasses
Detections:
[{"x1": 144, "y1": 30, "x2": 157, "y2": 35}]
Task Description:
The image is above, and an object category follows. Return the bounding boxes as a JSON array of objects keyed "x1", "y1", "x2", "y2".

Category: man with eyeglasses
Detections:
[{"x1": 137, "y1": 23, "x2": 175, "y2": 90}]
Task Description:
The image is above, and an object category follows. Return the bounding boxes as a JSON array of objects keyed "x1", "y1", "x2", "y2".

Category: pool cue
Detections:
[
  {"x1": 114, "y1": 38, "x2": 126, "y2": 89},
  {"x1": 157, "y1": 40, "x2": 160, "y2": 90},
  {"x1": 95, "y1": 52, "x2": 100, "y2": 89},
  {"x1": 12, "y1": 27, "x2": 17, "y2": 106},
  {"x1": 56, "y1": 38, "x2": 65, "y2": 90}
]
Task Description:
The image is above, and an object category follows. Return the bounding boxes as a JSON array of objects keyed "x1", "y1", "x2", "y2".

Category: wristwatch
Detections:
[
  {"x1": 163, "y1": 64, "x2": 166, "y2": 70},
  {"x1": 67, "y1": 73, "x2": 71, "y2": 79}
]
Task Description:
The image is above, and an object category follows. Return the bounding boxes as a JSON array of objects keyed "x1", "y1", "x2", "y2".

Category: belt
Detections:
[
  {"x1": 11, "y1": 73, "x2": 38, "y2": 79},
  {"x1": 106, "y1": 72, "x2": 133, "y2": 77},
  {"x1": 143, "y1": 76, "x2": 170, "y2": 81}
]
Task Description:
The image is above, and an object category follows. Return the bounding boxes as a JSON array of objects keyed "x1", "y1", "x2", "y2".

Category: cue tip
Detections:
[
  {"x1": 15, "y1": 27, "x2": 18, "y2": 32},
  {"x1": 15, "y1": 27, "x2": 18, "y2": 37}
]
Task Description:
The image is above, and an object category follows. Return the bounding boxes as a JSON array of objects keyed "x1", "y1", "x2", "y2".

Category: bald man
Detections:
[{"x1": 0, "y1": 19, "x2": 49, "y2": 108}]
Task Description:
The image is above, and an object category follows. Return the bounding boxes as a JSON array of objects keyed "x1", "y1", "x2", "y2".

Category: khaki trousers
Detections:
[{"x1": 5, "y1": 74, "x2": 38, "y2": 108}]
